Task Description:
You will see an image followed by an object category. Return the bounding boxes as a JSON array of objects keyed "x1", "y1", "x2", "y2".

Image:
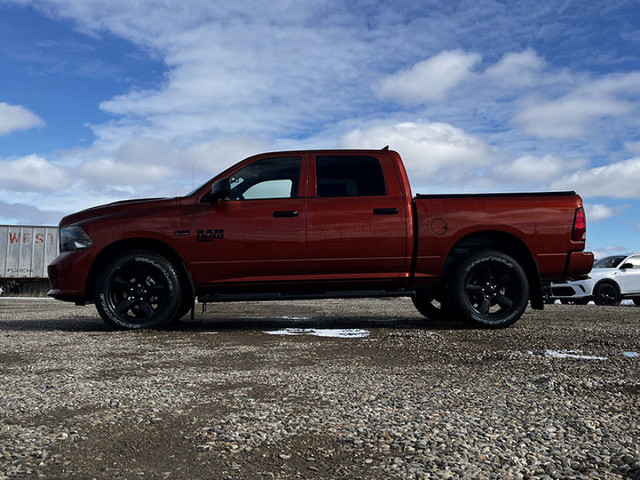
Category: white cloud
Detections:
[
  {"x1": 0, "y1": 155, "x2": 70, "y2": 192},
  {"x1": 483, "y1": 49, "x2": 547, "y2": 87},
  {"x1": 493, "y1": 154, "x2": 588, "y2": 184},
  {"x1": 78, "y1": 158, "x2": 174, "y2": 188},
  {"x1": 0, "y1": 200, "x2": 64, "y2": 225},
  {"x1": 375, "y1": 50, "x2": 482, "y2": 105},
  {"x1": 551, "y1": 157, "x2": 640, "y2": 198},
  {"x1": 584, "y1": 203, "x2": 616, "y2": 222},
  {"x1": 342, "y1": 120, "x2": 497, "y2": 183},
  {"x1": 514, "y1": 72, "x2": 640, "y2": 138},
  {"x1": 0, "y1": 103, "x2": 44, "y2": 135},
  {"x1": 514, "y1": 96, "x2": 631, "y2": 138}
]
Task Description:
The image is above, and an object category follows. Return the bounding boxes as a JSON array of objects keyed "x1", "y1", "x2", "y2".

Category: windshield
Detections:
[{"x1": 593, "y1": 255, "x2": 627, "y2": 269}]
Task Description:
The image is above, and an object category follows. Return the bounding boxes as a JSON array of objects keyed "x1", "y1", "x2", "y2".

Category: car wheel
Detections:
[
  {"x1": 634, "y1": 298, "x2": 640, "y2": 307},
  {"x1": 95, "y1": 251, "x2": 183, "y2": 329},
  {"x1": 452, "y1": 250, "x2": 529, "y2": 328},
  {"x1": 593, "y1": 282, "x2": 621, "y2": 306},
  {"x1": 0, "y1": 282, "x2": 9, "y2": 297},
  {"x1": 412, "y1": 291, "x2": 455, "y2": 320}
]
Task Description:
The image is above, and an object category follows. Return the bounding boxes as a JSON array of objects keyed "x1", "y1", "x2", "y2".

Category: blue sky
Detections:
[{"x1": 1, "y1": 0, "x2": 639, "y2": 258}]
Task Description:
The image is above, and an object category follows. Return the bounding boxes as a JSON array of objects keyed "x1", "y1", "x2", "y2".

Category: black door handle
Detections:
[
  {"x1": 273, "y1": 210, "x2": 299, "y2": 217},
  {"x1": 373, "y1": 208, "x2": 399, "y2": 215}
]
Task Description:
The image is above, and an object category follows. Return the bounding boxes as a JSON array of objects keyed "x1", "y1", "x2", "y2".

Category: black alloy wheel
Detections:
[
  {"x1": 95, "y1": 252, "x2": 182, "y2": 329},
  {"x1": 593, "y1": 282, "x2": 621, "y2": 306},
  {"x1": 452, "y1": 250, "x2": 528, "y2": 328}
]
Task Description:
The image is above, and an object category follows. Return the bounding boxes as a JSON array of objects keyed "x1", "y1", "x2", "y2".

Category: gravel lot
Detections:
[{"x1": 1, "y1": 298, "x2": 639, "y2": 480}]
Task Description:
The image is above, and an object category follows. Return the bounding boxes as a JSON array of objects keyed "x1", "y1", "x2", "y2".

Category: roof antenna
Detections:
[{"x1": 381, "y1": 145, "x2": 389, "y2": 151}]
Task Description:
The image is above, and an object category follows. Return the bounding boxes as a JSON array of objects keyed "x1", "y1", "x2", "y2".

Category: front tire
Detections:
[
  {"x1": 452, "y1": 250, "x2": 528, "y2": 328},
  {"x1": 593, "y1": 282, "x2": 621, "y2": 306},
  {"x1": 633, "y1": 298, "x2": 640, "y2": 307},
  {"x1": 95, "y1": 252, "x2": 183, "y2": 329}
]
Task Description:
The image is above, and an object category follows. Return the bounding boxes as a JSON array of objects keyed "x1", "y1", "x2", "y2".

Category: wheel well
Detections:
[
  {"x1": 442, "y1": 231, "x2": 543, "y2": 309},
  {"x1": 85, "y1": 239, "x2": 195, "y2": 306}
]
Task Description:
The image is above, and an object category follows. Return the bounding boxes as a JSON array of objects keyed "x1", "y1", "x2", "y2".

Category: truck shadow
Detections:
[
  {"x1": 0, "y1": 314, "x2": 470, "y2": 333},
  {"x1": 172, "y1": 314, "x2": 471, "y2": 332}
]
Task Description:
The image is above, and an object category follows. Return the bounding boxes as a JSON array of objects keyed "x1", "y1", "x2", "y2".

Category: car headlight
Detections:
[{"x1": 60, "y1": 226, "x2": 94, "y2": 252}]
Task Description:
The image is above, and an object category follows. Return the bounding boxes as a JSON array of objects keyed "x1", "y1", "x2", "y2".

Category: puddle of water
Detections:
[
  {"x1": 265, "y1": 328, "x2": 370, "y2": 338},
  {"x1": 544, "y1": 350, "x2": 608, "y2": 361}
]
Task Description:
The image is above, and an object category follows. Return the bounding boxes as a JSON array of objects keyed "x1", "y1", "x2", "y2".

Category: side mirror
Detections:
[
  {"x1": 202, "y1": 178, "x2": 231, "y2": 203},
  {"x1": 620, "y1": 263, "x2": 633, "y2": 270}
]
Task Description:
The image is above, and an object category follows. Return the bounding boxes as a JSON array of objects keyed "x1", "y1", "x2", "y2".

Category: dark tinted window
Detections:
[
  {"x1": 228, "y1": 157, "x2": 301, "y2": 200},
  {"x1": 593, "y1": 255, "x2": 626, "y2": 268},
  {"x1": 316, "y1": 155, "x2": 386, "y2": 197}
]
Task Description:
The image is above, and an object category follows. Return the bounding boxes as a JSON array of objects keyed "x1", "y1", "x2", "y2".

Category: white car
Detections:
[{"x1": 549, "y1": 253, "x2": 640, "y2": 306}]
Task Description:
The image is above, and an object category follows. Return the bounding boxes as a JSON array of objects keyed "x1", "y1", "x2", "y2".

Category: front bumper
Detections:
[
  {"x1": 550, "y1": 279, "x2": 591, "y2": 299},
  {"x1": 47, "y1": 250, "x2": 96, "y2": 302}
]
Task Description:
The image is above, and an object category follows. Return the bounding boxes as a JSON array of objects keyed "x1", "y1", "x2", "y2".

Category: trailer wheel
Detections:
[
  {"x1": 95, "y1": 251, "x2": 183, "y2": 329},
  {"x1": 452, "y1": 250, "x2": 528, "y2": 328}
]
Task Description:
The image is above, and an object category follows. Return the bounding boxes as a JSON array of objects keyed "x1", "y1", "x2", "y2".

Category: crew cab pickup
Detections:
[{"x1": 48, "y1": 149, "x2": 593, "y2": 329}]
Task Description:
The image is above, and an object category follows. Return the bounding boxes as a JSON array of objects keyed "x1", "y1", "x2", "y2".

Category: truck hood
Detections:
[{"x1": 60, "y1": 197, "x2": 183, "y2": 227}]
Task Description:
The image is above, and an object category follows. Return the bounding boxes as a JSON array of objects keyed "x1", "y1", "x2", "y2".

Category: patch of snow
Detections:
[
  {"x1": 623, "y1": 352, "x2": 639, "y2": 358},
  {"x1": 545, "y1": 350, "x2": 608, "y2": 361},
  {"x1": 265, "y1": 328, "x2": 369, "y2": 338},
  {"x1": 200, "y1": 332, "x2": 219, "y2": 335}
]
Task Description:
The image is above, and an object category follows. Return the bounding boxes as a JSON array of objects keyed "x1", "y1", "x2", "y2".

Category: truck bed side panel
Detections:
[{"x1": 413, "y1": 193, "x2": 587, "y2": 285}]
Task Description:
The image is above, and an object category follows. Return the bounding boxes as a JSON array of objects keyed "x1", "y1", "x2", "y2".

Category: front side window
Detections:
[
  {"x1": 593, "y1": 256, "x2": 626, "y2": 268},
  {"x1": 228, "y1": 157, "x2": 301, "y2": 200},
  {"x1": 316, "y1": 155, "x2": 386, "y2": 197},
  {"x1": 626, "y1": 255, "x2": 640, "y2": 268}
]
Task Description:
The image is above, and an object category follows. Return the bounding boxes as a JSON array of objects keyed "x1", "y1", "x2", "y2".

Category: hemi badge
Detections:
[{"x1": 174, "y1": 230, "x2": 190, "y2": 237}]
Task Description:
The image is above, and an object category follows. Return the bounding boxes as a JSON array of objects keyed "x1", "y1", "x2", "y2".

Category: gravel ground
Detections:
[{"x1": 0, "y1": 298, "x2": 639, "y2": 480}]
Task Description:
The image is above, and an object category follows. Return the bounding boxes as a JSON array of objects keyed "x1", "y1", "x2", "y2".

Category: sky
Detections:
[{"x1": 1, "y1": 0, "x2": 639, "y2": 258}]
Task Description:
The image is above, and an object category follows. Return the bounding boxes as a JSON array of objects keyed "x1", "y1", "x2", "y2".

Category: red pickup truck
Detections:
[{"x1": 48, "y1": 149, "x2": 593, "y2": 329}]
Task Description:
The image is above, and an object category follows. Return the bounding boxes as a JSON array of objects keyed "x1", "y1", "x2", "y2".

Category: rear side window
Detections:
[{"x1": 316, "y1": 155, "x2": 386, "y2": 197}]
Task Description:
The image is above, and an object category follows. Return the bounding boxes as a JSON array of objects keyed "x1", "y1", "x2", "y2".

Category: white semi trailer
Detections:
[{"x1": 0, "y1": 225, "x2": 59, "y2": 296}]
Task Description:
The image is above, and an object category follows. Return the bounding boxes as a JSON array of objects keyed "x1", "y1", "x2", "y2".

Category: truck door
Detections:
[
  {"x1": 306, "y1": 153, "x2": 410, "y2": 282},
  {"x1": 619, "y1": 254, "x2": 640, "y2": 294},
  {"x1": 193, "y1": 155, "x2": 308, "y2": 285}
]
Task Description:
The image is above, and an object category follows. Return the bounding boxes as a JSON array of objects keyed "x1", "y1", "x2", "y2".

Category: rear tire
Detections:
[
  {"x1": 412, "y1": 291, "x2": 455, "y2": 320},
  {"x1": 451, "y1": 250, "x2": 528, "y2": 328},
  {"x1": 593, "y1": 282, "x2": 621, "y2": 306},
  {"x1": 634, "y1": 298, "x2": 640, "y2": 307},
  {"x1": 95, "y1": 251, "x2": 183, "y2": 329}
]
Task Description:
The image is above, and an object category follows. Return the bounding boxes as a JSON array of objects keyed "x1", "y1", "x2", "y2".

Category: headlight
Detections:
[{"x1": 60, "y1": 226, "x2": 94, "y2": 252}]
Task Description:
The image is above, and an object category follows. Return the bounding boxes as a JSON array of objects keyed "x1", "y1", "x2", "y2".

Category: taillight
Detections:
[{"x1": 572, "y1": 207, "x2": 586, "y2": 242}]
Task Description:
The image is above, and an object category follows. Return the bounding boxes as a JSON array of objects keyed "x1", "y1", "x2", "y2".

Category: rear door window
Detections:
[{"x1": 315, "y1": 155, "x2": 386, "y2": 197}]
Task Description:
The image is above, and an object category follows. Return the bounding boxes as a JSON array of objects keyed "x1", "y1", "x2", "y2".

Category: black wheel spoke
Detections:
[
  {"x1": 115, "y1": 298, "x2": 134, "y2": 314},
  {"x1": 148, "y1": 285, "x2": 166, "y2": 295},
  {"x1": 495, "y1": 272, "x2": 513, "y2": 288},
  {"x1": 135, "y1": 263, "x2": 149, "y2": 283},
  {"x1": 113, "y1": 277, "x2": 131, "y2": 291},
  {"x1": 138, "y1": 300, "x2": 154, "y2": 317},
  {"x1": 478, "y1": 297, "x2": 491, "y2": 314},
  {"x1": 495, "y1": 294, "x2": 514, "y2": 309},
  {"x1": 466, "y1": 283, "x2": 483, "y2": 292}
]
